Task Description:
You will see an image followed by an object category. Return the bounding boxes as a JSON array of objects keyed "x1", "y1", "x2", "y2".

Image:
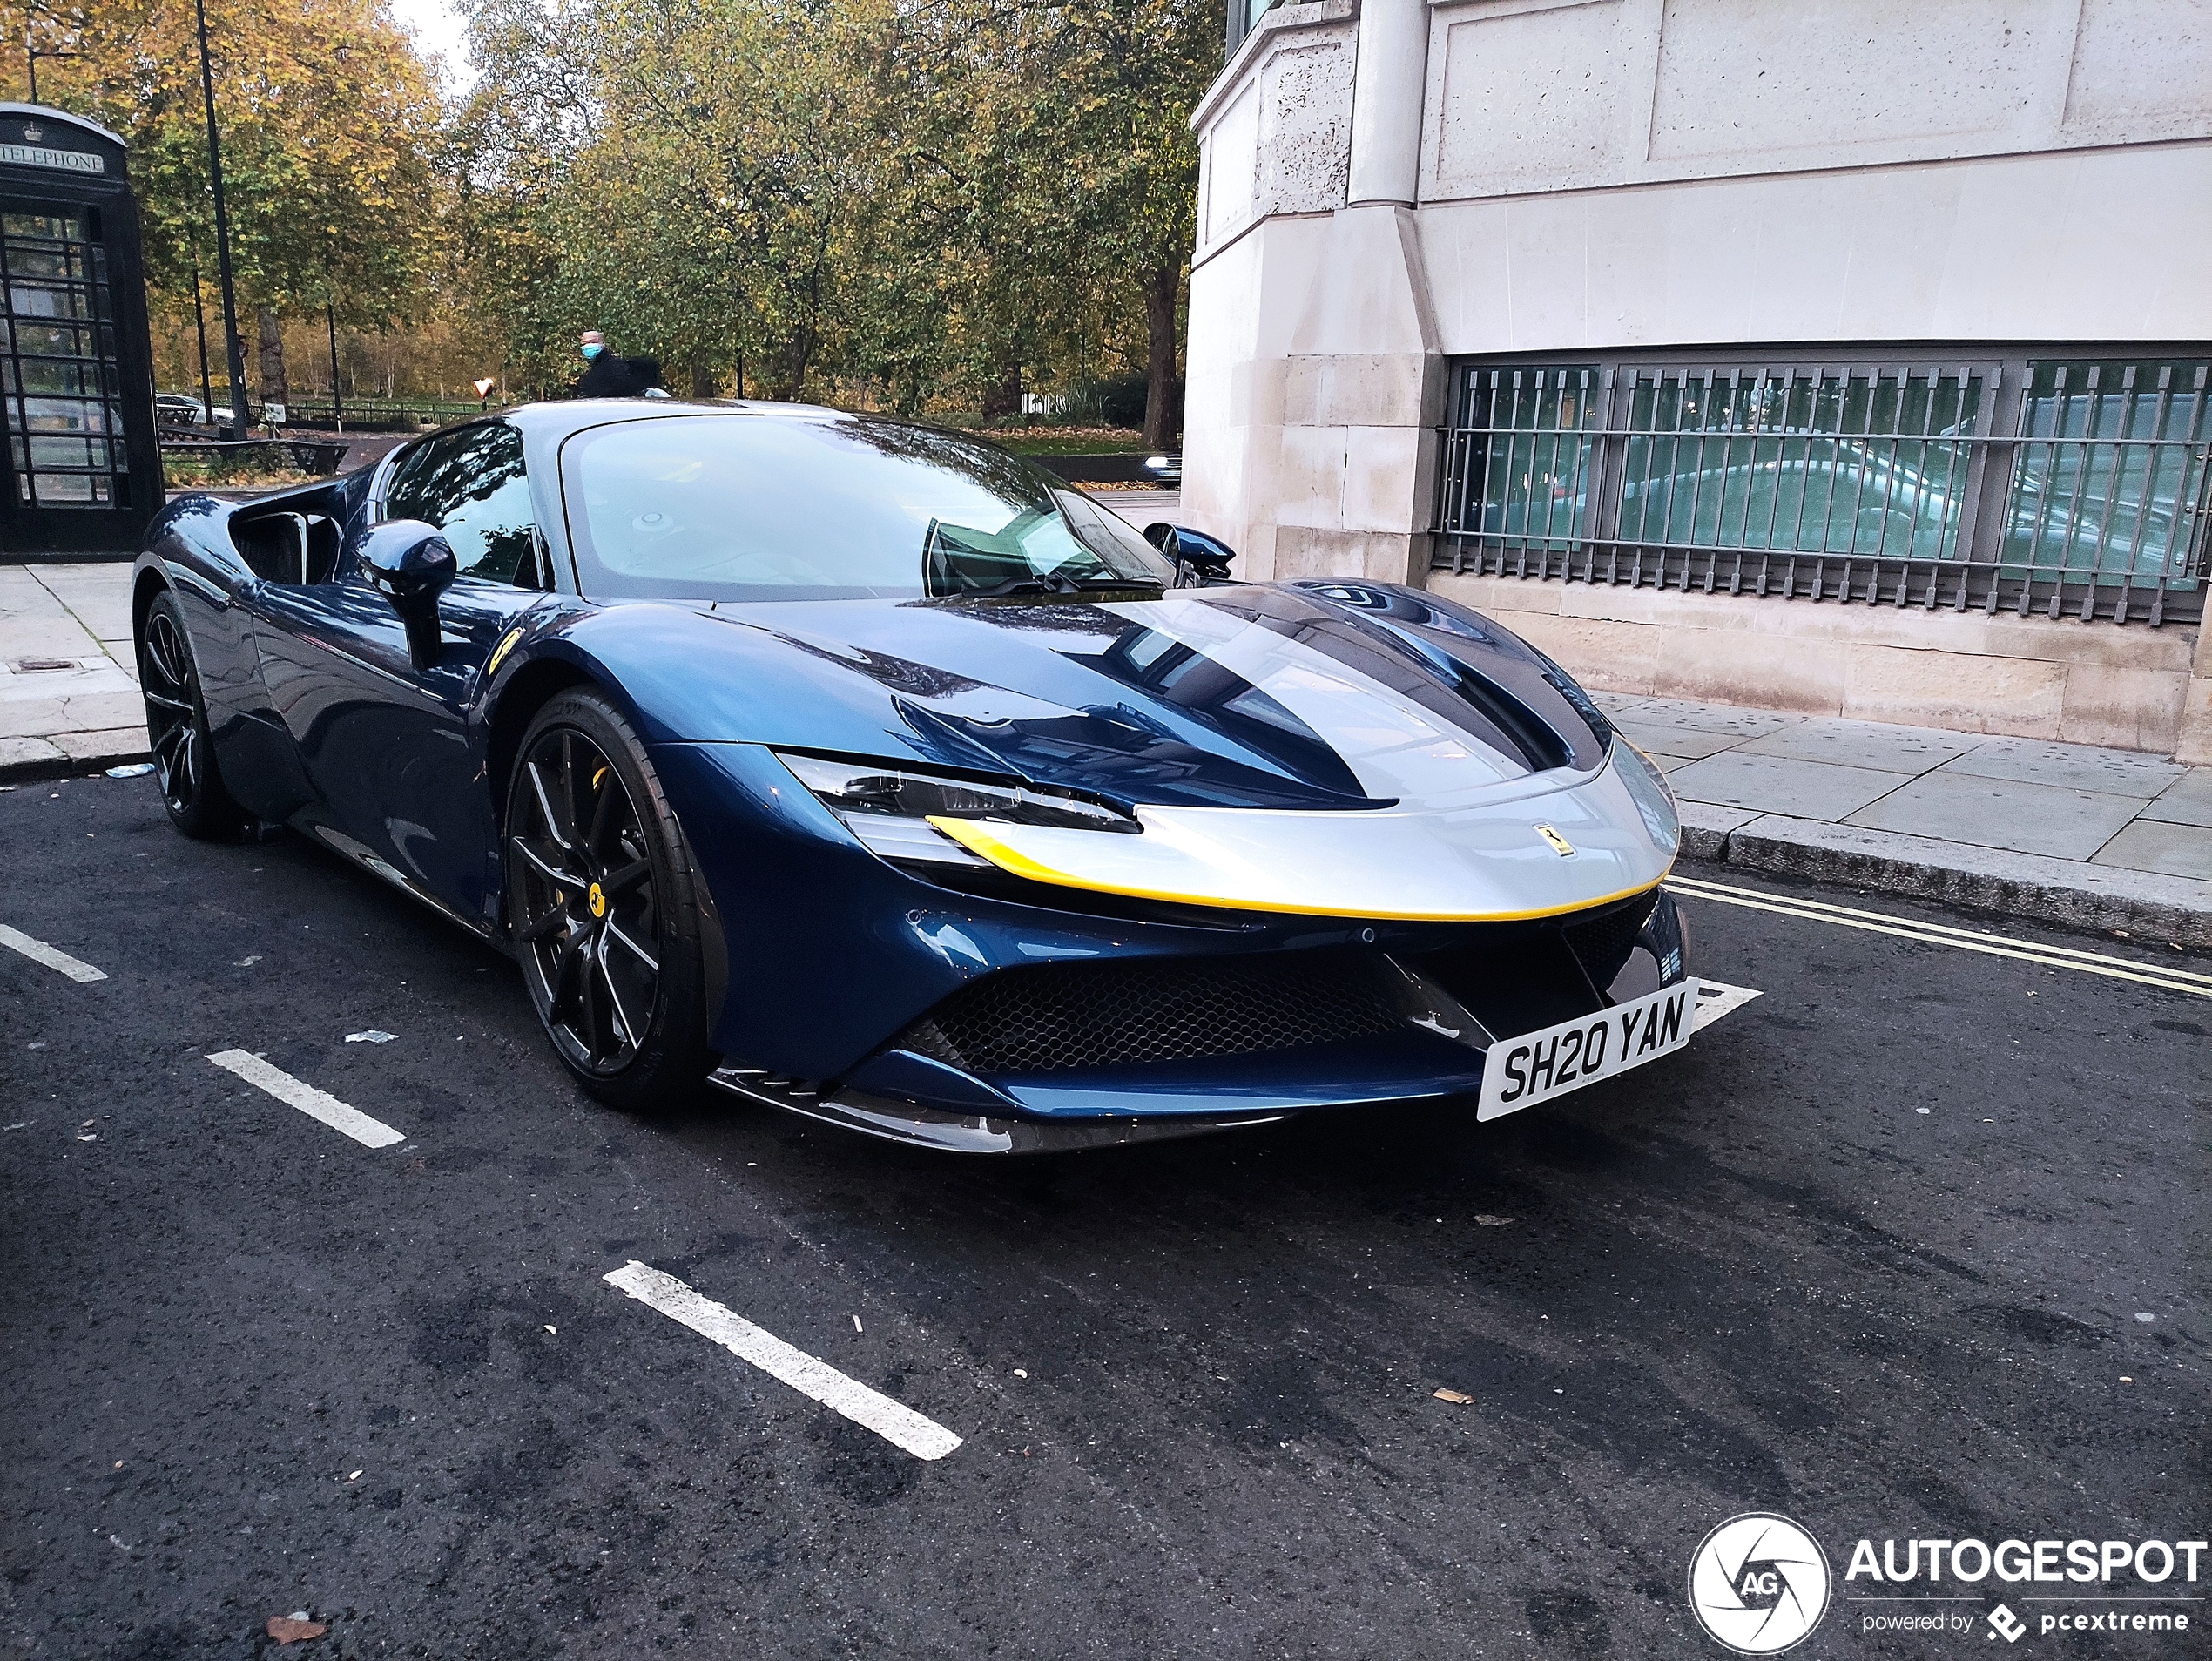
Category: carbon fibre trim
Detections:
[{"x1": 706, "y1": 1066, "x2": 1283, "y2": 1153}]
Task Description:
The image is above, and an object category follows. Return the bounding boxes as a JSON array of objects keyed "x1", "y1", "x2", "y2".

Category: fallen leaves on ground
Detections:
[{"x1": 266, "y1": 1614, "x2": 327, "y2": 1644}]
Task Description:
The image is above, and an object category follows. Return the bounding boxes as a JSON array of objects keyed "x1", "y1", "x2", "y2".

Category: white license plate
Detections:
[{"x1": 1477, "y1": 979, "x2": 1701, "y2": 1122}]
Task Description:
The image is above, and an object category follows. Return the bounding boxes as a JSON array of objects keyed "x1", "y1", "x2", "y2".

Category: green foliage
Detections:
[
  {"x1": 28, "y1": 0, "x2": 1217, "y2": 425},
  {"x1": 457, "y1": 0, "x2": 1215, "y2": 424},
  {"x1": 16, "y1": 0, "x2": 448, "y2": 329}
]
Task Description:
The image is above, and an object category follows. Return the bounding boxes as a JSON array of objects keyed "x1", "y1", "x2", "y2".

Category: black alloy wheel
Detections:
[
  {"x1": 505, "y1": 690, "x2": 710, "y2": 1106},
  {"x1": 138, "y1": 591, "x2": 245, "y2": 839}
]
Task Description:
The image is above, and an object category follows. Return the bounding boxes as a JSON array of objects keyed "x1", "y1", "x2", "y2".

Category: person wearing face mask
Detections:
[{"x1": 570, "y1": 329, "x2": 665, "y2": 398}]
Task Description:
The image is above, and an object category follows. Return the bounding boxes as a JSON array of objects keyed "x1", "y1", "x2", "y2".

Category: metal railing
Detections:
[{"x1": 1431, "y1": 357, "x2": 2212, "y2": 625}]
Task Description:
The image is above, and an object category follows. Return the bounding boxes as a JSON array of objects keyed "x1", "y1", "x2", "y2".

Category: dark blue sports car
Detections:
[{"x1": 136, "y1": 400, "x2": 1693, "y2": 1151}]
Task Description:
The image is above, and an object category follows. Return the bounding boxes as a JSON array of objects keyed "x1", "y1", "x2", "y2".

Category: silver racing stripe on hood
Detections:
[{"x1": 1089, "y1": 591, "x2": 1553, "y2": 808}]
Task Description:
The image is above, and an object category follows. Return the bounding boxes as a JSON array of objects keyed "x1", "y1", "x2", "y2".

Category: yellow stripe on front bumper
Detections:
[{"x1": 927, "y1": 815, "x2": 1667, "y2": 923}]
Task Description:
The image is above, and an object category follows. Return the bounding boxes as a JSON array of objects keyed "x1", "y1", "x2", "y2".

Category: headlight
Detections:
[
  {"x1": 1611, "y1": 738, "x2": 1680, "y2": 856},
  {"x1": 778, "y1": 753, "x2": 1137, "y2": 866}
]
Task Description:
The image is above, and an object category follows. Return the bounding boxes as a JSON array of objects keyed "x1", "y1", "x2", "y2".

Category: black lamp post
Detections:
[
  {"x1": 191, "y1": 253, "x2": 215, "y2": 428},
  {"x1": 23, "y1": 2, "x2": 79, "y2": 110},
  {"x1": 326, "y1": 302, "x2": 343, "y2": 434},
  {"x1": 192, "y1": 0, "x2": 251, "y2": 439}
]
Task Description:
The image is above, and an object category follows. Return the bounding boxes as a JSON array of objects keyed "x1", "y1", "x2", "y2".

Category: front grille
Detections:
[
  {"x1": 1560, "y1": 891, "x2": 1659, "y2": 988},
  {"x1": 896, "y1": 949, "x2": 1407, "y2": 1075}
]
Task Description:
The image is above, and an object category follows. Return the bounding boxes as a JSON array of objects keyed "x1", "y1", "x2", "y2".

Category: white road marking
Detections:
[
  {"x1": 1668, "y1": 876, "x2": 2212, "y2": 998},
  {"x1": 604, "y1": 1261, "x2": 961, "y2": 1462},
  {"x1": 205, "y1": 1050, "x2": 406, "y2": 1149},
  {"x1": 1692, "y1": 980, "x2": 1764, "y2": 1032},
  {"x1": 0, "y1": 924, "x2": 105, "y2": 982}
]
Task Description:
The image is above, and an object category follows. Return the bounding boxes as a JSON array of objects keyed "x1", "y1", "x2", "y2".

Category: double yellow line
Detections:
[{"x1": 1666, "y1": 874, "x2": 2212, "y2": 999}]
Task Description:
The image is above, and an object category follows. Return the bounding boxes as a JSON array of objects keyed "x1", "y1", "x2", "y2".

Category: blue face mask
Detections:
[{"x1": 582, "y1": 341, "x2": 605, "y2": 361}]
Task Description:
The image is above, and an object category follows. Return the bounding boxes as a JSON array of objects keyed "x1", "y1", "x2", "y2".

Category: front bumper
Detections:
[{"x1": 708, "y1": 884, "x2": 1691, "y2": 1152}]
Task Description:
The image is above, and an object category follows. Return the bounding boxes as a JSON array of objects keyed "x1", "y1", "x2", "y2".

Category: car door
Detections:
[{"x1": 253, "y1": 421, "x2": 551, "y2": 928}]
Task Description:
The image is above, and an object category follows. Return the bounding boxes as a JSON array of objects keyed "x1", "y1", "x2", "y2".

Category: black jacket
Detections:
[{"x1": 571, "y1": 352, "x2": 664, "y2": 399}]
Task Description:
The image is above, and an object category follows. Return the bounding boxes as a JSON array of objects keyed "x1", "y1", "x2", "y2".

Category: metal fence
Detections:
[{"x1": 1431, "y1": 355, "x2": 2212, "y2": 625}]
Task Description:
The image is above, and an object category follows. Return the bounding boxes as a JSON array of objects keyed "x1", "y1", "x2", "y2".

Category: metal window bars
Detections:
[{"x1": 1431, "y1": 358, "x2": 2212, "y2": 626}]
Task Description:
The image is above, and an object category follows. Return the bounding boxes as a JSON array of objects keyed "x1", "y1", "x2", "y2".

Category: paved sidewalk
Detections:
[
  {"x1": 1597, "y1": 692, "x2": 2212, "y2": 948},
  {"x1": 1088, "y1": 488, "x2": 1180, "y2": 520},
  {"x1": 0, "y1": 562, "x2": 145, "y2": 780}
]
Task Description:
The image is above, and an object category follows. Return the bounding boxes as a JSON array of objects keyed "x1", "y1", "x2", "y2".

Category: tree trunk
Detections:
[
  {"x1": 775, "y1": 334, "x2": 812, "y2": 402},
  {"x1": 1142, "y1": 266, "x2": 1181, "y2": 450},
  {"x1": 690, "y1": 352, "x2": 717, "y2": 400},
  {"x1": 981, "y1": 360, "x2": 1022, "y2": 424},
  {"x1": 255, "y1": 308, "x2": 288, "y2": 415}
]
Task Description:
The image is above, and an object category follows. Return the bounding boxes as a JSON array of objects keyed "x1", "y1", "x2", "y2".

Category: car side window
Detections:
[{"x1": 381, "y1": 423, "x2": 538, "y2": 585}]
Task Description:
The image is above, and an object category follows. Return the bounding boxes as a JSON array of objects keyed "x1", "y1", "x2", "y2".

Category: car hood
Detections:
[
  {"x1": 579, "y1": 582, "x2": 1676, "y2": 920},
  {"x1": 608, "y1": 582, "x2": 1609, "y2": 814}
]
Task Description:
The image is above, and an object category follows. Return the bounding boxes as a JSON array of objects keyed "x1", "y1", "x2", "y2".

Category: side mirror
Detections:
[
  {"x1": 1144, "y1": 522, "x2": 1236, "y2": 584},
  {"x1": 361, "y1": 519, "x2": 457, "y2": 621},
  {"x1": 361, "y1": 519, "x2": 455, "y2": 669}
]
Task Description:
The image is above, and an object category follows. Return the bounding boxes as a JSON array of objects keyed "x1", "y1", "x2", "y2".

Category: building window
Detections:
[
  {"x1": 1433, "y1": 353, "x2": 2212, "y2": 626},
  {"x1": 2004, "y1": 360, "x2": 2210, "y2": 592},
  {"x1": 1226, "y1": 0, "x2": 1287, "y2": 54}
]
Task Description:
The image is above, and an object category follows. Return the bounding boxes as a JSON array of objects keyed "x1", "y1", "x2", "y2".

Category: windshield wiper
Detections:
[
  {"x1": 956, "y1": 575, "x2": 1065, "y2": 598},
  {"x1": 954, "y1": 572, "x2": 1164, "y2": 598}
]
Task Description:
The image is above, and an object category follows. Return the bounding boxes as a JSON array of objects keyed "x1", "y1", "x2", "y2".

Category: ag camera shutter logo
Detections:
[{"x1": 1689, "y1": 1513, "x2": 1832, "y2": 1654}]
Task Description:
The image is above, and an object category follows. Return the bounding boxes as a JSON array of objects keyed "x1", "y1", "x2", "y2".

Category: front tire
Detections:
[
  {"x1": 138, "y1": 591, "x2": 246, "y2": 840},
  {"x1": 504, "y1": 689, "x2": 711, "y2": 1108}
]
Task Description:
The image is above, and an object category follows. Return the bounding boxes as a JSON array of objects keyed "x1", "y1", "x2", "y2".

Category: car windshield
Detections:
[{"x1": 560, "y1": 413, "x2": 1175, "y2": 602}]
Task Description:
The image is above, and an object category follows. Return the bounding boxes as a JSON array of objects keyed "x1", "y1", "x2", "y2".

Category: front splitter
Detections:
[{"x1": 706, "y1": 1066, "x2": 1286, "y2": 1155}]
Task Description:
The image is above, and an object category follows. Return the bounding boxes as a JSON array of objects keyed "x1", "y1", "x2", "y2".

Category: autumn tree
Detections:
[
  {"x1": 460, "y1": 0, "x2": 872, "y2": 400},
  {"x1": 459, "y1": 0, "x2": 1214, "y2": 438},
  {"x1": 11, "y1": 0, "x2": 448, "y2": 402},
  {"x1": 870, "y1": 0, "x2": 1213, "y2": 441}
]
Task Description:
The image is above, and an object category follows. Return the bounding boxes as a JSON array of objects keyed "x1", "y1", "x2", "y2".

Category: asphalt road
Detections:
[{"x1": 2, "y1": 771, "x2": 2204, "y2": 1660}]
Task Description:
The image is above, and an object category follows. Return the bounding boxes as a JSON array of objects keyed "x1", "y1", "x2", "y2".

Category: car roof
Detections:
[{"x1": 496, "y1": 397, "x2": 853, "y2": 444}]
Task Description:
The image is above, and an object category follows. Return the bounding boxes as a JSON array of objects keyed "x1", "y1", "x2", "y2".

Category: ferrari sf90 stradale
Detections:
[{"x1": 136, "y1": 401, "x2": 1696, "y2": 1151}]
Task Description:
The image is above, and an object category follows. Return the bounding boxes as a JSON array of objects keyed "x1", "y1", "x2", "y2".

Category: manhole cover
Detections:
[{"x1": 10, "y1": 657, "x2": 79, "y2": 672}]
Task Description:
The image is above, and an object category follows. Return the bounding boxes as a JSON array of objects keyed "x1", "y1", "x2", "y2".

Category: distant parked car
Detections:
[
  {"x1": 155, "y1": 393, "x2": 208, "y2": 426},
  {"x1": 1143, "y1": 451, "x2": 1181, "y2": 483}
]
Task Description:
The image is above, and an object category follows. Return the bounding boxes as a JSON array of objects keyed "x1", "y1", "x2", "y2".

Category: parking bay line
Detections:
[
  {"x1": 1668, "y1": 876, "x2": 2212, "y2": 998},
  {"x1": 1692, "y1": 979, "x2": 1762, "y2": 1031},
  {"x1": 0, "y1": 924, "x2": 105, "y2": 983},
  {"x1": 604, "y1": 1261, "x2": 962, "y2": 1462},
  {"x1": 204, "y1": 1050, "x2": 407, "y2": 1149}
]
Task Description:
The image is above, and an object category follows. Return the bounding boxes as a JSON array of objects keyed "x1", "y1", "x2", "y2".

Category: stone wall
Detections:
[{"x1": 1430, "y1": 572, "x2": 2211, "y2": 760}]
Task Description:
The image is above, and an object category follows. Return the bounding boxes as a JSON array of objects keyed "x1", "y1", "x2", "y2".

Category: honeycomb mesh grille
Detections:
[
  {"x1": 1560, "y1": 891, "x2": 1659, "y2": 986},
  {"x1": 899, "y1": 950, "x2": 1408, "y2": 1076}
]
